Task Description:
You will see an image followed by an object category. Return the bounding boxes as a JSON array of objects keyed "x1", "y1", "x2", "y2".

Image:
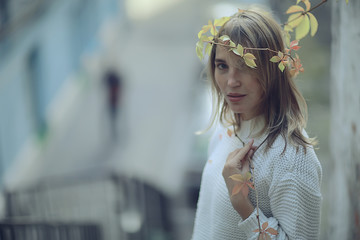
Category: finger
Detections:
[
  {"x1": 228, "y1": 148, "x2": 240, "y2": 160},
  {"x1": 248, "y1": 149, "x2": 255, "y2": 159},
  {"x1": 241, "y1": 158, "x2": 250, "y2": 171},
  {"x1": 233, "y1": 139, "x2": 254, "y2": 160},
  {"x1": 240, "y1": 149, "x2": 253, "y2": 167}
]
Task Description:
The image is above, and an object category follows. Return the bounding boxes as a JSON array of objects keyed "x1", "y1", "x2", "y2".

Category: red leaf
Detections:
[
  {"x1": 266, "y1": 227, "x2": 278, "y2": 235},
  {"x1": 231, "y1": 183, "x2": 243, "y2": 196},
  {"x1": 262, "y1": 222, "x2": 269, "y2": 230},
  {"x1": 290, "y1": 40, "x2": 301, "y2": 51}
]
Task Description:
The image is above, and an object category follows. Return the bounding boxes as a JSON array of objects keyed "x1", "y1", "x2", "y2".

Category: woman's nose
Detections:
[{"x1": 227, "y1": 69, "x2": 241, "y2": 87}]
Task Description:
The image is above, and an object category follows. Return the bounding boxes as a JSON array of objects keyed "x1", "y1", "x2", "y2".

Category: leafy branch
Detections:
[{"x1": 232, "y1": 132, "x2": 278, "y2": 239}]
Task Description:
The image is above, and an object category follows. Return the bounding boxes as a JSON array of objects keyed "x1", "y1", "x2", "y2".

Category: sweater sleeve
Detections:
[{"x1": 238, "y1": 149, "x2": 322, "y2": 239}]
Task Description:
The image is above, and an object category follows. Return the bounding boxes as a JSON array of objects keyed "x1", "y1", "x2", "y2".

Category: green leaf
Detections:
[
  {"x1": 295, "y1": 14, "x2": 310, "y2": 40},
  {"x1": 278, "y1": 62, "x2": 285, "y2": 72},
  {"x1": 277, "y1": 51, "x2": 284, "y2": 59},
  {"x1": 270, "y1": 56, "x2": 281, "y2": 63},
  {"x1": 307, "y1": 12, "x2": 318, "y2": 37}
]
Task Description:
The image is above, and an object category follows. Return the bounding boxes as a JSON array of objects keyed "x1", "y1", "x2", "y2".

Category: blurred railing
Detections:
[
  {"x1": 0, "y1": 221, "x2": 102, "y2": 240},
  {"x1": 2, "y1": 172, "x2": 121, "y2": 240},
  {"x1": 1, "y1": 171, "x2": 172, "y2": 239}
]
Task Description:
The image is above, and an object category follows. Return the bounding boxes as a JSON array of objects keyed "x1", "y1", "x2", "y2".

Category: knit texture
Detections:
[{"x1": 192, "y1": 117, "x2": 322, "y2": 239}]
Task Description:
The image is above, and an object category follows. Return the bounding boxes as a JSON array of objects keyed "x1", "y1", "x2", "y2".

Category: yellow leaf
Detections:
[
  {"x1": 288, "y1": 13, "x2": 304, "y2": 28},
  {"x1": 199, "y1": 34, "x2": 210, "y2": 42},
  {"x1": 244, "y1": 53, "x2": 256, "y2": 60},
  {"x1": 286, "y1": 5, "x2": 304, "y2": 14},
  {"x1": 244, "y1": 53, "x2": 257, "y2": 68},
  {"x1": 229, "y1": 174, "x2": 244, "y2": 182},
  {"x1": 307, "y1": 12, "x2": 318, "y2": 37},
  {"x1": 202, "y1": 24, "x2": 211, "y2": 32},
  {"x1": 283, "y1": 31, "x2": 291, "y2": 48},
  {"x1": 284, "y1": 24, "x2": 293, "y2": 33},
  {"x1": 196, "y1": 41, "x2": 204, "y2": 60},
  {"x1": 198, "y1": 24, "x2": 211, "y2": 38},
  {"x1": 210, "y1": 26, "x2": 217, "y2": 36},
  {"x1": 207, "y1": 36, "x2": 214, "y2": 42},
  {"x1": 227, "y1": 128, "x2": 233, "y2": 137},
  {"x1": 295, "y1": 14, "x2": 310, "y2": 40},
  {"x1": 346, "y1": 0, "x2": 349, "y2": 4},
  {"x1": 197, "y1": 29, "x2": 204, "y2": 39},
  {"x1": 244, "y1": 171, "x2": 252, "y2": 180},
  {"x1": 205, "y1": 43, "x2": 212, "y2": 55},
  {"x1": 302, "y1": 0, "x2": 311, "y2": 11},
  {"x1": 220, "y1": 35, "x2": 231, "y2": 41},
  {"x1": 232, "y1": 44, "x2": 244, "y2": 57},
  {"x1": 214, "y1": 16, "x2": 230, "y2": 27},
  {"x1": 245, "y1": 58, "x2": 257, "y2": 68}
]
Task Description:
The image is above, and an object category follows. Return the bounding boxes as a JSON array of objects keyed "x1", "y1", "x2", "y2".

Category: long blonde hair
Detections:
[{"x1": 207, "y1": 9, "x2": 316, "y2": 152}]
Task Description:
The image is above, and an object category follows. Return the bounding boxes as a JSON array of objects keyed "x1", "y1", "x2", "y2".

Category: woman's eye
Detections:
[{"x1": 216, "y1": 63, "x2": 228, "y2": 70}]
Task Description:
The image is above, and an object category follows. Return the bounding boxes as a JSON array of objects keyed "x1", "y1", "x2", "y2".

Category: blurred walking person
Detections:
[{"x1": 104, "y1": 70, "x2": 122, "y2": 141}]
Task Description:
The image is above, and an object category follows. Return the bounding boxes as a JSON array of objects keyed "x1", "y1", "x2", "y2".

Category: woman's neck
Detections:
[{"x1": 237, "y1": 114, "x2": 266, "y2": 139}]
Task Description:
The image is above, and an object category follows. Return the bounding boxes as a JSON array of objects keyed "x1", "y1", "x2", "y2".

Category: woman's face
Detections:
[{"x1": 214, "y1": 46, "x2": 263, "y2": 120}]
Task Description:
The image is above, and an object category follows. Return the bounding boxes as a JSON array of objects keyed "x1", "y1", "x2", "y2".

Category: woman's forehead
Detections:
[
  {"x1": 215, "y1": 46, "x2": 246, "y2": 68},
  {"x1": 215, "y1": 46, "x2": 239, "y2": 61}
]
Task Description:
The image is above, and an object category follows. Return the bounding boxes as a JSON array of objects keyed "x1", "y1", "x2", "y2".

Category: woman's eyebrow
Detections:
[{"x1": 214, "y1": 58, "x2": 226, "y2": 63}]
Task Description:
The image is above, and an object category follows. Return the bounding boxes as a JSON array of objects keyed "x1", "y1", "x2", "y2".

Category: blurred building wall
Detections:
[
  {"x1": 328, "y1": 0, "x2": 360, "y2": 239},
  {"x1": 0, "y1": 0, "x2": 121, "y2": 202}
]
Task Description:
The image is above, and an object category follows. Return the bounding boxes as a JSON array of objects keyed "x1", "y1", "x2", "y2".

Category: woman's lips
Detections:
[{"x1": 227, "y1": 93, "x2": 246, "y2": 102}]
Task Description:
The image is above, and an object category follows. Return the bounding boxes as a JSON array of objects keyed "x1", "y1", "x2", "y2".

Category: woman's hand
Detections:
[{"x1": 222, "y1": 139, "x2": 256, "y2": 219}]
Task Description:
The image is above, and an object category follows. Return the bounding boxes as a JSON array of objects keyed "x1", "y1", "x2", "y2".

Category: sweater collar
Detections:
[{"x1": 237, "y1": 115, "x2": 267, "y2": 141}]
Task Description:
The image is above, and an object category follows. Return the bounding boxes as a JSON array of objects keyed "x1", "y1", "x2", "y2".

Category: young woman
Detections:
[{"x1": 192, "y1": 8, "x2": 322, "y2": 240}]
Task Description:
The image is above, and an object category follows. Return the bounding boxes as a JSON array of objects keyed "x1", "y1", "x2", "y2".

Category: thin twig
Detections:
[
  {"x1": 248, "y1": 136, "x2": 268, "y2": 239},
  {"x1": 207, "y1": 41, "x2": 294, "y2": 62}
]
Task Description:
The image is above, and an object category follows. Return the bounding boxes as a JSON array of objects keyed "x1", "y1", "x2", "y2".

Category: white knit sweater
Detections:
[{"x1": 192, "y1": 118, "x2": 322, "y2": 239}]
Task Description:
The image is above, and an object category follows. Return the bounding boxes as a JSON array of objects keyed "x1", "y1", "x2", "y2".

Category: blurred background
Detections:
[{"x1": 0, "y1": 0, "x2": 359, "y2": 239}]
